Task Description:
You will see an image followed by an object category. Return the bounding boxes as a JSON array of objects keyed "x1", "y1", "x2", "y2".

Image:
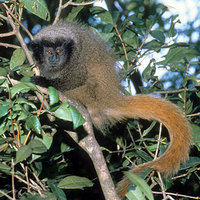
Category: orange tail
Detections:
[{"x1": 112, "y1": 95, "x2": 192, "y2": 198}]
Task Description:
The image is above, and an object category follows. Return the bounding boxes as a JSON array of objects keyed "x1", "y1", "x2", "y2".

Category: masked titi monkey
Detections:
[{"x1": 30, "y1": 21, "x2": 192, "y2": 198}]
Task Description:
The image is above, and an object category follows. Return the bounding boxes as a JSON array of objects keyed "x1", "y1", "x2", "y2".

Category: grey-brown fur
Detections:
[{"x1": 31, "y1": 21, "x2": 123, "y2": 129}]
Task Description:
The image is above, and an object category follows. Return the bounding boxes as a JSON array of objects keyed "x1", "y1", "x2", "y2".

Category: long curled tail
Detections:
[{"x1": 111, "y1": 95, "x2": 192, "y2": 198}]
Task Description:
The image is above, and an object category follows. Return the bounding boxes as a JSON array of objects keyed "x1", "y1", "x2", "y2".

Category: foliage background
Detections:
[{"x1": 0, "y1": 0, "x2": 200, "y2": 199}]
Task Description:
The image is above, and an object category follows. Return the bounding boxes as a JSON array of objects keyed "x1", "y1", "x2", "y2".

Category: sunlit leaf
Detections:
[
  {"x1": 54, "y1": 101, "x2": 72, "y2": 122},
  {"x1": 18, "y1": 0, "x2": 50, "y2": 21},
  {"x1": 150, "y1": 30, "x2": 165, "y2": 43},
  {"x1": 58, "y1": 176, "x2": 93, "y2": 189},
  {"x1": 48, "y1": 87, "x2": 59, "y2": 106},
  {"x1": 10, "y1": 48, "x2": 26, "y2": 69}
]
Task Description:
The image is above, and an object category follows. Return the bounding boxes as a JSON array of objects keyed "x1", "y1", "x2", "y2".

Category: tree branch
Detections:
[{"x1": 3, "y1": 3, "x2": 34, "y2": 66}]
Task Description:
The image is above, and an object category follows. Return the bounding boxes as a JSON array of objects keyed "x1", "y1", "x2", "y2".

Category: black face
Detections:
[{"x1": 30, "y1": 38, "x2": 74, "y2": 69}]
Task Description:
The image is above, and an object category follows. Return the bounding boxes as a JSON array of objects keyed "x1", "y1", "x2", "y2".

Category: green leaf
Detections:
[
  {"x1": 191, "y1": 124, "x2": 200, "y2": 150},
  {"x1": 112, "y1": 11, "x2": 120, "y2": 24},
  {"x1": 28, "y1": 139, "x2": 47, "y2": 154},
  {"x1": 90, "y1": 6, "x2": 113, "y2": 24},
  {"x1": 15, "y1": 97, "x2": 37, "y2": 110},
  {"x1": 180, "y1": 157, "x2": 200, "y2": 170},
  {"x1": 168, "y1": 15, "x2": 180, "y2": 37},
  {"x1": 54, "y1": 101, "x2": 72, "y2": 122},
  {"x1": 20, "y1": 65, "x2": 35, "y2": 77},
  {"x1": 142, "y1": 59, "x2": 155, "y2": 80},
  {"x1": 0, "y1": 78, "x2": 6, "y2": 85},
  {"x1": 58, "y1": 176, "x2": 93, "y2": 189},
  {"x1": 125, "y1": 15, "x2": 144, "y2": 26},
  {"x1": 70, "y1": 106, "x2": 85, "y2": 129},
  {"x1": 53, "y1": 101, "x2": 84, "y2": 129},
  {"x1": 98, "y1": 11, "x2": 113, "y2": 24},
  {"x1": 26, "y1": 115, "x2": 42, "y2": 134},
  {"x1": 143, "y1": 40, "x2": 162, "y2": 50},
  {"x1": 48, "y1": 181, "x2": 67, "y2": 200},
  {"x1": 48, "y1": 87, "x2": 59, "y2": 106},
  {"x1": 143, "y1": 121, "x2": 157, "y2": 137},
  {"x1": 10, "y1": 82, "x2": 40, "y2": 98},
  {"x1": 10, "y1": 48, "x2": 26, "y2": 69},
  {"x1": 124, "y1": 172, "x2": 154, "y2": 200},
  {"x1": 18, "y1": 0, "x2": 50, "y2": 21},
  {"x1": 158, "y1": 47, "x2": 198, "y2": 66},
  {"x1": 126, "y1": 187, "x2": 146, "y2": 200},
  {"x1": 67, "y1": 6, "x2": 84, "y2": 21},
  {"x1": 60, "y1": 142, "x2": 71, "y2": 153},
  {"x1": 183, "y1": 75, "x2": 198, "y2": 88},
  {"x1": 0, "y1": 67, "x2": 8, "y2": 77},
  {"x1": 150, "y1": 30, "x2": 165, "y2": 43},
  {"x1": 0, "y1": 163, "x2": 11, "y2": 172},
  {"x1": 123, "y1": 30, "x2": 138, "y2": 48},
  {"x1": 99, "y1": 32, "x2": 115, "y2": 41},
  {"x1": 15, "y1": 145, "x2": 32, "y2": 164},
  {"x1": 41, "y1": 133, "x2": 53, "y2": 150},
  {"x1": 0, "y1": 121, "x2": 9, "y2": 136},
  {"x1": 0, "y1": 105, "x2": 10, "y2": 118}
]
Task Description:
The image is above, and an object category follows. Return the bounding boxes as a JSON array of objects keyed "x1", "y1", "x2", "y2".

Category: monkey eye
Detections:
[
  {"x1": 56, "y1": 49, "x2": 62, "y2": 54},
  {"x1": 46, "y1": 49, "x2": 52, "y2": 54}
]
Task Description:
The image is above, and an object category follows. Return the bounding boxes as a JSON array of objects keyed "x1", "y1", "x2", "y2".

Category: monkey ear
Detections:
[
  {"x1": 29, "y1": 40, "x2": 42, "y2": 51},
  {"x1": 63, "y1": 39, "x2": 75, "y2": 54},
  {"x1": 29, "y1": 40, "x2": 44, "y2": 63},
  {"x1": 63, "y1": 38, "x2": 74, "y2": 47}
]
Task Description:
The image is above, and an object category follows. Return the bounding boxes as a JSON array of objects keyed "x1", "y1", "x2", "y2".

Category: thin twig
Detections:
[
  {"x1": 25, "y1": 165, "x2": 30, "y2": 193},
  {"x1": 12, "y1": 159, "x2": 16, "y2": 200},
  {"x1": 0, "y1": 31, "x2": 16, "y2": 37},
  {"x1": 137, "y1": 122, "x2": 155, "y2": 157},
  {"x1": 153, "y1": 123, "x2": 167, "y2": 199},
  {"x1": 37, "y1": 96, "x2": 45, "y2": 117},
  {"x1": 23, "y1": 130, "x2": 31, "y2": 145},
  {"x1": 0, "y1": 190, "x2": 13, "y2": 200},
  {"x1": 14, "y1": 124, "x2": 20, "y2": 148},
  {"x1": 152, "y1": 191, "x2": 200, "y2": 199},
  {"x1": 63, "y1": 0, "x2": 101, "y2": 8},
  {"x1": 157, "y1": 172, "x2": 166, "y2": 199},
  {"x1": 9, "y1": 90, "x2": 17, "y2": 143},
  {"x1": 0, "y1": 42, "x2": 20, "y2": 49},
  {"x1": 53, "y1": 0, "x2": 101, "y2": 24},
  {"x1": 153, "y1": 87, "x2": 197, "y2": 94},
  {"x1": 32, "y1": 172, "x2": 47, "y2": 191},
  {"x1": 114, "y1": 24, "x2": 130, "y2": 69},
  {"x1": 14, "y1": 174, "x2": 42, "y2": 191},
  {"x1": 3, "y1": 3, "x2": 33, "y2": 40},
  {"x1": 3, "y1": 3, "x2": 34, "y2": 65},
  {"x1": 0, "y1": 13, "x2": 8, "y2": 20},
  {"x1": 154, "y1": 123, "x2": 162, "y2": 160},
  {"x1": 187, "y1": 112, "x2": 200, "y2": 117},
  {"x1": 53, "y1": 0, "x2": 63, "y2": 25}
]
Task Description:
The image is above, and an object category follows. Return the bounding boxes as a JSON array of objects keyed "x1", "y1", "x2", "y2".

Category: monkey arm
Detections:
[
  {"x1": 106, "y1": 95, "x2": 192, "y2": 198},
  {"x1": 31, "y1": 76, "x2": 51, "y2": 88}
]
